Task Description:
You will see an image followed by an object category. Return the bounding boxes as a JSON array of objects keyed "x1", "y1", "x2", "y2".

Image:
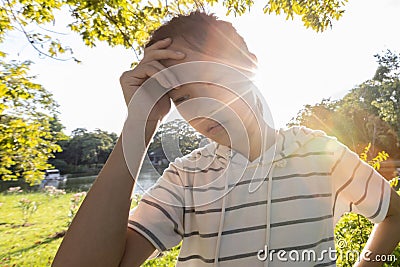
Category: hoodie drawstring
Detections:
[
  {"x1": 214, "y1": 166, "x2": 230, "y2": 267},
  {"x1": 264, "y1": 162, "x2": 277, "y2": 267}
]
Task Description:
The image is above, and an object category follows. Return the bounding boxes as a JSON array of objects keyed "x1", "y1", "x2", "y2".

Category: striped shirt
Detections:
[{"x1": 128, "y1": 126, "x2": 391, "y2": 266}]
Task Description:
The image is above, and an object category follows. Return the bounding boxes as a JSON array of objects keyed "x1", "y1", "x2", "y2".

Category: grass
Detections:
[
  {"x1": 0, "y1": 192, "x2": 70, "y2": 266},
  {"x1": 0, "y1": 192, "x2": 178, "y2": 267}
]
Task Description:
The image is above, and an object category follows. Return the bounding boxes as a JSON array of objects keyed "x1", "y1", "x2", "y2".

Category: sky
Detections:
[{"x1": 2, "y1": 0, "x2": 400, "y2": 135}]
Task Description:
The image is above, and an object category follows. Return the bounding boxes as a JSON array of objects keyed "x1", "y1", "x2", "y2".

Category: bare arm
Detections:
[
  {"x1": 52, "y1": 130, "x2": 154, "y2": 267},
  {"x1": 53, "y1": 124, "x2": 159, "y2": 266},
  {"x1": 52, "y1": 38, "x2": 185, "y2": 267},
  {"x1": 355, "y1": 188, "x2": 400, "y2": 267},
  {"x1": 119, "y1": 227, "x2": 157, "y2": 267}
]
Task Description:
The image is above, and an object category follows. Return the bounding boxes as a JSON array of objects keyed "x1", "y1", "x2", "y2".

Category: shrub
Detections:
[
  {"x1": 7, "y1": 186, "x2": 23, "y2": 194},
  {"x1": 43, "y1": 186, "x2": 66, "y2": 197},
  {"x1": 67, "y1": 192, "x2": 87, "y2": 227},
  {"x1": 18, "y1": 197, "x2": 38, "y2": 226}
]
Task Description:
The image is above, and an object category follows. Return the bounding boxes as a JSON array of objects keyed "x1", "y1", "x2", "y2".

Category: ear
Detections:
[
  {"x1": 256, "y1": 95, "x2": 263, "y2": 115},
  {"x1": 249, "y1": 52, "x2": 258, "y2": 64}
]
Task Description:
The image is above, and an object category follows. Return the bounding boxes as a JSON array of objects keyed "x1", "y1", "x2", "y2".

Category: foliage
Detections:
[
  {"x1": 290, "y1": 50, "x2": 400, "y2": 160},
  {"x1": 149, "y1": 119, "x2": 206, "y2": 163},
  {"x1": 52, "y1": 128, "x2": 117, "y2": 174},
  {"x1": 49, "y1": 114, "x2": 69, "y2": 145},
  {"x1": 359, "y1": 143, "x2": 389, "y2": 170},
  {"x1": 130, "y1": 193, "x2": 142, "y2": 207},
  {"x1": 390, "y1": 176, "x2": 399, "y2": 189},
  {"x1": 289, "y1": 98, "x2": 399, "y2": 159},
  {"x1": 335, "y1": 213, "x2": 373, "y2": 266},
  {"x1": 0, "y1": 57, "x2": 65, "y2": 185},
  {"x1": 262, "y1": 0, "x2": 348, "y2": 32},
  {"x1": 143, "y1": 244, "x2": 180, "y2": 267},
  {"x1": 334, "y1": 145, "x2": 400, "y2": 267},
  {"x1": 345, "y1": 55, "x2": 400, "y2": 141},
  {"x1": 0, "y1": 0, "x2": 348, "y2": 63},
  {"x1": 373, "y1": 49, "x2": 400, "y2": 83}
]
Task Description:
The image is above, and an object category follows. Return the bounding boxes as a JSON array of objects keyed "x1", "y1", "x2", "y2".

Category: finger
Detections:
[
  {"x1": 120, "y1": 63, "x2": 165, "y2": 82},
  {"x1": 148, "y1": 61, "x2": 181, "y2": 89},
  {"x1": 120, "y1": 70, "x2": 136, "y2": 83},
  {"x1": 121, "y1": 60, "x2": 181, "y2": 89},
  {"x1": 121, "y1": 65, "x2": 168, "y2": 105},
  {"x1": 145, "y1": 62, "x2": 175, "y2": 89},
  {"x1": 120, "y1": 69, "x2": 144, "y2": 87},
  {"x1": 142, "y1": 49, "x2": 185, "y2": 64},
  {"x1": 145, "y1": 37, "x2": 172, "y2": 51},
  {"x1": 121, "y1": 61, "x2": 171, "y2": 88},
  {"x1": 121, "y1": 64, "x2": 167, "y2": 88}
]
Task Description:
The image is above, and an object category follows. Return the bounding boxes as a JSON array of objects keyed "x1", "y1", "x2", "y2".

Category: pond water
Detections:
[
  {"x1": 133, "y1": 157, "x2": 163, "y2": 195},
  {"x1": 62, "y1": 157, "x2": 164, "y2": 194}
]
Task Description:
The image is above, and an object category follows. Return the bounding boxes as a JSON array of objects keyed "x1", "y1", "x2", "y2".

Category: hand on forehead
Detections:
[{"x1": 161, "y1": 37, "x2": 256, "y2": 86}]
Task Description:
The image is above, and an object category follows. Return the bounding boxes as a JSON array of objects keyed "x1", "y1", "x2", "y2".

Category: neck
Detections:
[{"x1": 232, "y1": 120, "x2": 276, "y2": 162}]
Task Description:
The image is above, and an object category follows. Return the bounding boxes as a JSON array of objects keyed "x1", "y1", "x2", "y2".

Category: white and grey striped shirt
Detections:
[{"x1": 128, "y1": 127, "x2": 391, "y2": 266}]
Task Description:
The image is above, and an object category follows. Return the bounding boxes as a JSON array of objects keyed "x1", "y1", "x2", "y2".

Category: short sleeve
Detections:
[
  {"x1": 331, "y1": 141, "x2": 391, "y2": 225},
  {"x1": 127, "y1": 163, "x2": 185, "y2": 255}
]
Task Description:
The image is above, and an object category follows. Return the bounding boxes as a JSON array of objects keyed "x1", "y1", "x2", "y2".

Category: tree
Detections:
[
  {"x1": 148, "y1": 119, "x2": 206, "y2": 166},
  {"x1": 370, "y1": 50, "x2": 400, "y2": 137},
  {"x1": 290, "y1": 50, "x2": 400, "y2": 175},
  {"x1": 290, "y1": 98, "x2": 399, "y2": 159},
  {"x1": 338, "y1": 50, "x2": 400, "y2": 143},
  {"x1": 76, "y1": 129, "x2": 117, "y2": 165},
  {"x1": 53, "y1": 128, "x2": 118, "y2": 173},
  {"x1": 0, "y1": 56, "x2": 64, "y2": 185},
  {"x1": 0, "y1": 0, "x2": 348, "y2": 61},
  {"x1": 373, "y1": 49, "x2": 400, "y2": 82}
]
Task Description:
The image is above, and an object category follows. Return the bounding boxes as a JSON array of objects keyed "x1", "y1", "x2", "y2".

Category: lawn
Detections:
[
  {"x1": 0, "y1": 192, "x2": 70, "y2": 266},
  {"x1": 0, "y1": 191, "x2": 178, "y2": 267}
]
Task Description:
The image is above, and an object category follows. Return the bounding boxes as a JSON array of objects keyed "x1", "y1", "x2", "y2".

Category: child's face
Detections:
[{"x1": 162, "y1": 38, "x2": 261, "y2": 148}]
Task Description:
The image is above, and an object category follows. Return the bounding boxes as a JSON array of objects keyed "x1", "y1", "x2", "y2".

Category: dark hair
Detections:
[{"x1": 145, "y1": 11, "x2": 257, "y2": 69}]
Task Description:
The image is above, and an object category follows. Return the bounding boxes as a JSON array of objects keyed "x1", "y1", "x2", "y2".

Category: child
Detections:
[{"x1": 53, "y1": 11, "x2": 400, "y2": 267}]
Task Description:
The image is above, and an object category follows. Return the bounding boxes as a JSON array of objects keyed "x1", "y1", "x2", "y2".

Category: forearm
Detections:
[
  {"x1": 52, "y1": 120, "x2": 158, "y2": 267},
  {"x1": 355, "y1": 215, "x2": 400, "y2": 267}
]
